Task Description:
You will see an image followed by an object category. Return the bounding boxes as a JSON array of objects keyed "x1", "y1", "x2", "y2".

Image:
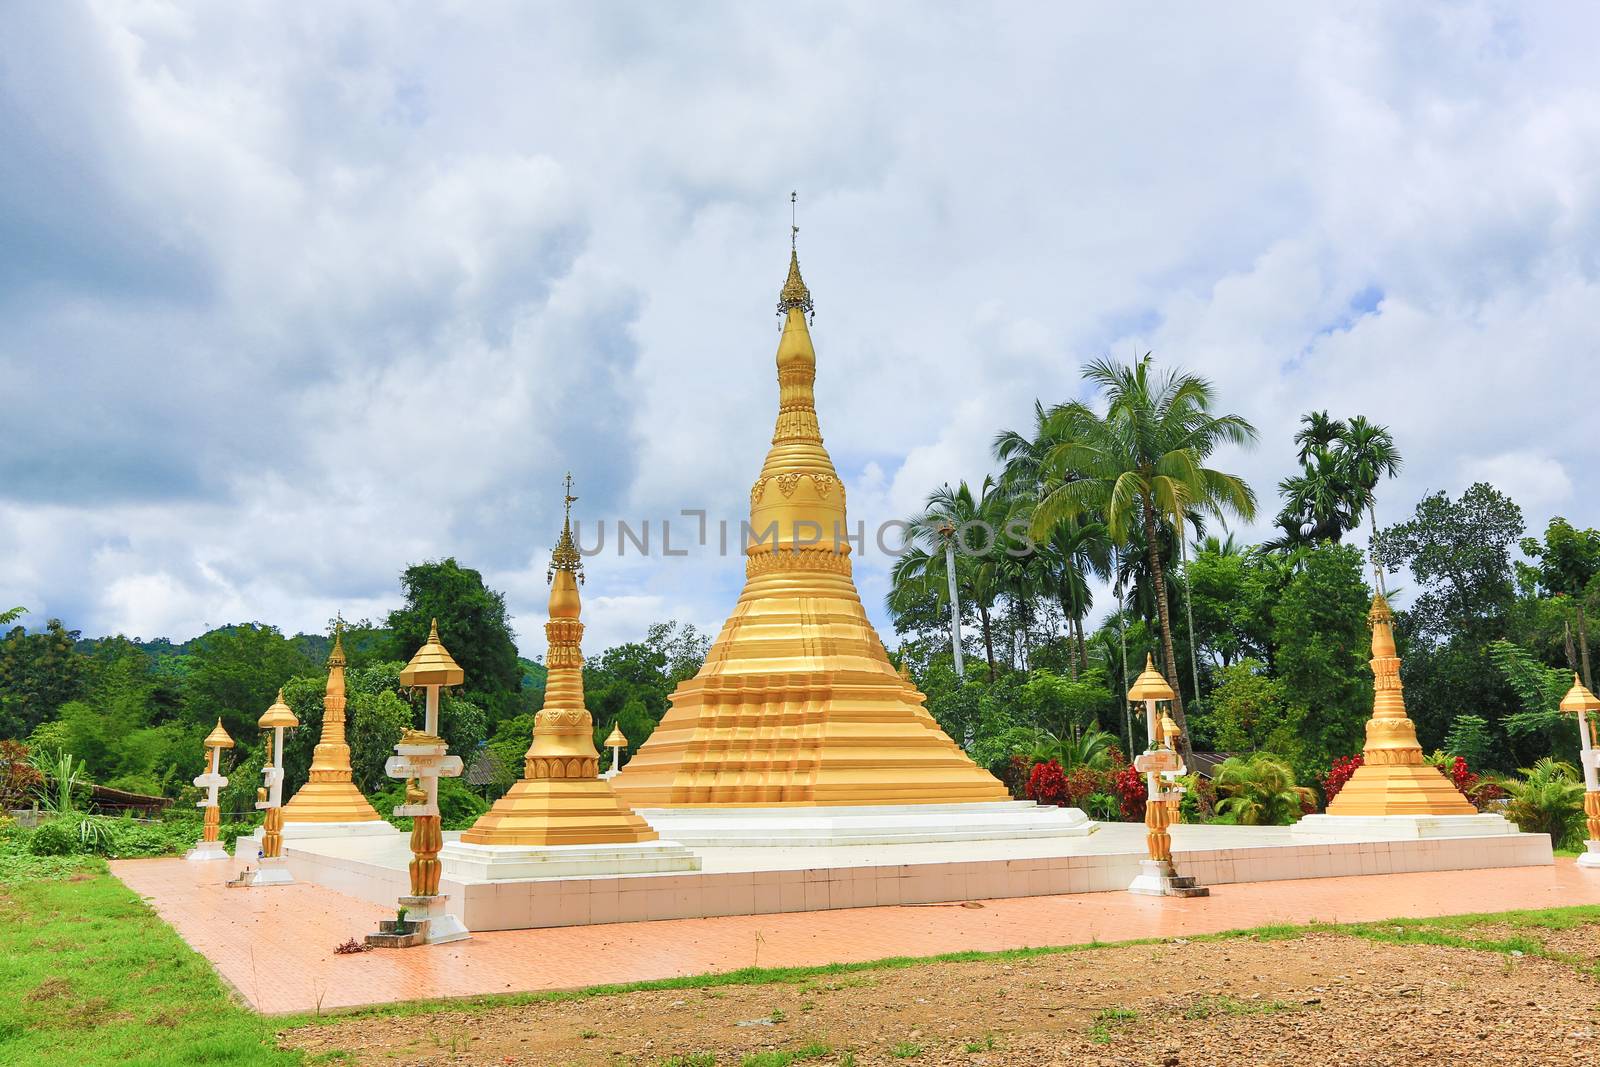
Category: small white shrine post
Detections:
[
  {"x1": 1560, "y1": 675, "x2": 1600, "y2": 870},
  {"x1": 1126, "y1": 655, "x2": 1208, "y2": 897},
  {"x1": 602, "y1": 724, "x2": 628, "y2": 780},
  {"x1": 186, "y1": 720, "x2": 234, "y2": 861},
  {"x1": 244, "y1": 690, "x2": 300, "y2": 886},
  {"x1": 380, "y1": 620, "x2": 469, "y2": 944}
]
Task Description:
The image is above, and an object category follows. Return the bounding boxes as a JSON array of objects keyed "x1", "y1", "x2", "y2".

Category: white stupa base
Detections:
[
  {"x1": 243, "y1": 820, "x2": 400, "y2": 850},
  {"x1": 632, "y1": 801, "x2": 1097, "y2": 847},
  {"x1": 1577, "y1": 843, "x2": 1600, "y2": 869},
  {"x1": 1294, "y1": 813, "x2": 1517, "y2": 839},
  {"x1": 250, "y1": 857, "x2": 296, "y2": 886},
  {"x1": 400, "y1": 894, "x2": 471, "y2": 944},
  {"x1": 441, "y1": 839, "x2": 701, "y2": 881},
  {"x1": 185, "y1": 839, "x2": 230, "y2": 862}
]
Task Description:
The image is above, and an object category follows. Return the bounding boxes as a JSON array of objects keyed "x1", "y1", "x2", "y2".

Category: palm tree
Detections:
[
  {"x1": 1503, "y1": 758, "x2": 1587, "y2": 846},
  {"x1": 1275, "y1": 446, "x2": 1360, "y2": 544},
  {"x1": 1339, "y1": 415, "x2": 1403, "y2": 574},
  {"x1": 1031, "y1": 354, "x2": 1258, "y2": 775},
  {"x1": 0, "y1": 606, "x2": 25, "y2": 627},
  {"x1": 1293, "y1": 409, "x2": 1347, "y2": 464},
  {"x1": 888, "y1": 479, "x2": 1006, "y2": 679},
  {"x1": 1213, "y1": 754, "x2": 1314, "y2": 826},
  {"x1": 1038, "y1": 518, "x2": 1111, "y2": 679}
]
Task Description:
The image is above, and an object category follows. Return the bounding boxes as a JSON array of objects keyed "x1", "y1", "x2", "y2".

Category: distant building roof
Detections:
[
  {"x1": 1188, "y1": 752, "x2": 1235, "y2": 780},
  {"x1": 465, "y1": 749, "x2": 508, "y2": 787}
]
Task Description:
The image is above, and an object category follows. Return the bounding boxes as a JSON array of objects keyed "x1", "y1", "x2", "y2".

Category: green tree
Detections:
[
  {"x1": 1271, "y1": 544, "x2": 1372, "y2": 778},
  {"x1": 0, "y1": 619, "x2": 89, "y2": 739},
  {"x1": 386, "y1": 558, "x2": 523, "y2": 725},
  {"x1": 1442, "y1": 714, "x2": 1495, "y2": 767},
  {"x1": 182, "y1": 624, "x2": 316, "y2": 743},
  {"x1": 1031, "y1": 354, "x2": 1258, "y2": 775},
  {"x1": 1518, "y1": 517, "x2": 1600, "y2": 689},
  {"x1": 1503, "y1": 758, "x2": 1587, "y2": 847},
  {"x1": 1193, "y1": 659, "x2": 1303, "y2": 760},
  {"x1": 889, "y1": 479, "x2": 1009, "y2": 679},
  {"x1": 0, "y1": 607, "x2": 25, "y2": 626}
]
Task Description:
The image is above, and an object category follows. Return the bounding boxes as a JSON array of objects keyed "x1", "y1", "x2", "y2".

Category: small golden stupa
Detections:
[
  {"x1": 400, "y1": 619, "x2": 465, "y2": 690},
  {"x1": 458, "y1": 477, "x2": 660, "y2": 846},
  {"x1": 1323, "y1": 593, "x2": 1476, "y2": 816},
  {"x1": 612, "y1": 239, "x2": 1008, "y2": 807},
  {"x1": 279, "y1": 628, "x2": 385, "y2": 824}
]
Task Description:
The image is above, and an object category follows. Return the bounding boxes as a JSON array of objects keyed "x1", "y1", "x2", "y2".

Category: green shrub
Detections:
[
  {"x1": 1504, "y1": 758, "x2": 1587, "y2": 848},
  {"x1": 372, "y1": 775, "x2": 488, "y2": 831},
  {"x1": 28, "y1": 819, "x2": 77, "y2": 856},
  {"x1": 1212, "y1": 754, "x2": 1314, "y2": 826}
]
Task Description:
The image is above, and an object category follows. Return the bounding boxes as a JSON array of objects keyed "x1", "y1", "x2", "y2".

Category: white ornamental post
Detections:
[
  {"x1": 248, "y1": 690, "x2": 299, "y2": 886},
  {"x1": 1560, "y1": 675, "x2": 1600, "y2": 870},
  {"x1": 374, "y1": 620, "x2": 469, "y2": 946},
  {"x1": 186, "y1": 720, "x2": 233, "y2": 861}
]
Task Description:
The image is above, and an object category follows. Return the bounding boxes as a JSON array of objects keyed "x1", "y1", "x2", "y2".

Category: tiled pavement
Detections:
[{"x1": 110, "y1": 857, "x2": 1600, "y2": 1015}]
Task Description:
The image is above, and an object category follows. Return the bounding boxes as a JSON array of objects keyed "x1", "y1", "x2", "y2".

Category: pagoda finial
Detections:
[
  {"x1": 778, "y1": 192, "x2": 813, "y2": 319},
  {"x1": 549, "y1": 472, "x2": 584, "y2": 583},
  {"x1": 329, "y1": 614, "x2": 346, "y2": 667}
]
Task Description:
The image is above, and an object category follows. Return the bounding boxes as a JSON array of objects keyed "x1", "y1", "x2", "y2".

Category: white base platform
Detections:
[
  {"x1": 247, "y1": 820, "x2": 401, "y2": 844},
  {"x1": 185, "y1": 840, "x2": 230, "y2": 862},
  {"x1": 441, "y1": 839, "x2": 700, "y2": 881},
  {"x1": 633, "y1": 801, "x2": 1097, "y2": 847},
  {"x1": 1294, "y1": 813, "x2": 1516, "y2": 839},
  {"x1": 1128, "y1": 859, "x2": 1185, "y2": 896},
  {"x1": 280, "y1": 821, "x2": 1553, "y2": 931},
  {"x1": 1578, "y1": 844, "x2": 1600, "y2": 869},
  {"x1": 247, "y1": 857, "x2": 296, "y2": 886},
  {"x1": 400, "y1": 894, "x2": 470, "y2": 944}
]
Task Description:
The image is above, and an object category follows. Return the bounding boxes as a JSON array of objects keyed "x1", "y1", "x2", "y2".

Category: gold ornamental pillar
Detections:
[
  {"x1": 378, "y1": 619, "x2": 469, "y2": 945},
  {"x1": 245, "y1": 691, "x2": 299, "y2": 886},
  {"x1": 186, "y1": 720, "x2": 234, "y2": 861},
  {"x1": 1127, "y1": 656, "x2": 1207, "y2": 897},
  {"x1": 1560, "y1": 675, "x2": 1600, "y2": 870}
]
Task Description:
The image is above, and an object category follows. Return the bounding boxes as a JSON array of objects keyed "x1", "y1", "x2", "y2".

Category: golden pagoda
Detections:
[
  {"x1": 279, "y1": 628, "x2": 385, "y2": 824},
  {"x1": 612, "y1": 240, "x2": 1008, "y2": 807},
  {"x1": 458, "y1": 477, "x2": 660, "y2": 845},
  {"x1": 1323, "y1": 593, "x2": 1476, "y2": 816}
]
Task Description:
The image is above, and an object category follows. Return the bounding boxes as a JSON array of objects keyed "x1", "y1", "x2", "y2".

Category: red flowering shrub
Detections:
[
  {"x1": 0, "y1": 740, "x2": 43, "y2": 809},
  {"x1": 1322, "y1": 754, "x2": 1364, "y2": 805},
  {"x1": 1061, "y1": 766, "x2": 1102, "y2": 807},
  {"x1": 1112, "y1": 764, "x2": 1145, "y2": 821},
  {"x1": 1026, "y1": 759, "x2": 1069, "y2": 806},
  {"x1": 1443, "y1": 755, "x2": 1505, "y2": 809}
]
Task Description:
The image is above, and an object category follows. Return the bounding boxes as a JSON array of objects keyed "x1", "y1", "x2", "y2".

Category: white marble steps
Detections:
[{"x1": 631, "y1": 801, "x2": 1097, "y2": 847}]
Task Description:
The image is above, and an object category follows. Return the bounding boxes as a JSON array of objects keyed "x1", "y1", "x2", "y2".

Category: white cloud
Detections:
[{"x1": 3, "y1": 2, "x2": 1599, "y2": 657}]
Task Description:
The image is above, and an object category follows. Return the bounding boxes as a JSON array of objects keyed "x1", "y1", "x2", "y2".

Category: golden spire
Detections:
[
  {"x1": 613, "y1": 238, "x2": 1010, "y2": 808},
  {"x1": 279, "y1": 616, "x2": 383, "y2": 824},
  {"x1": 1127, "y1": 654, "x2": 1176, "y2": 704},
  {"x1": 548, "y1": 471, "x2": 583, "y2": 582},
  {"x1": 456, "y1": 481, "x2": 659, "y2": 846},
  {"x1": 1322, "y1": 590, "x2": 1475, "y2": 816},
  {"x1": 777, "y1": 191, "x2": 813, "y2": 318}
]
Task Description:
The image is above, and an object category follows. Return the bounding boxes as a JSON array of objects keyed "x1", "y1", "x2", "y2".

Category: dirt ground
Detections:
[{"x1": 283, "y1": 927, "x2": 1600, "y2": 1067}]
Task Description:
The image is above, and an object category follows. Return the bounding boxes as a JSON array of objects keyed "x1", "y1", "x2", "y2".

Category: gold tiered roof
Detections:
[
  {"x1": 612, "y1": 245, "x2": 1008, "y2": 807},
  {"x1": 458, "y1": 478, "x2": 660, "y2": 845},
  {"x1": 400, "y1": 619, "x2": 465, "y2": 688},
  {"x1": 279, "y1": 629, "x2": 384, "y2": 824},
  {"x1": 203, "y1": 719, "x2": 235, "y2": 749},
  {"x1": 1324, "y1": 593, "x2": 1476, "y2": 816}
]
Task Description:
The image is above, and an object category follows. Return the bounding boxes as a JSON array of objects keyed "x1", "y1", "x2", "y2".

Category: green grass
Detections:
[
  {"x1": 663, "y1": 1055, "x2": 716, "y2": 1067},
  {"x1": 1087, "y1": 1006, "x2": 1138, "y2": 1044},
  {"x1": 1181, "y1": 995, "x2": 1296, "y2": 1020},
  {"x1": 962, "y1": 1034, "x2": 997, "y2": 1052},
  {"x1": 0, "y1": 861, "x2": 301, "y2": 1066},
  {"x1": 890, "y1": 1041, "x2": 923, "y2": 1058}
]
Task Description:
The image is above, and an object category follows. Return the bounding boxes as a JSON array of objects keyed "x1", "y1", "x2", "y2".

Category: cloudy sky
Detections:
[{"x1": 3, "y1": 2, "x2": 1598, "y2": 659}]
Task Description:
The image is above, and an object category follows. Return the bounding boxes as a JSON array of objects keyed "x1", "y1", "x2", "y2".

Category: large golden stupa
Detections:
[
  {"x1": 458, "y1": 481, "x2": 661, "y2": 845},
  {"x1": 611, "y1": 245, "x2": 1009, "y2": 807},
  {"x1": 279, "y1": 630, "x2": 386, "y2": 825},
  {"x1": 1322, "y1": 593, "x2": 1476, "y2": 816}
]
